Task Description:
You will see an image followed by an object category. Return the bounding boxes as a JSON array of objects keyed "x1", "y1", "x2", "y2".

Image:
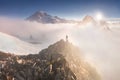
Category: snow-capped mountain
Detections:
[
  {"x1": 26, "y1": 11, "x2": 75, "y2": 23},
  {"x1": 0, "y1": 32, "x2": 41, "y2": 55}
]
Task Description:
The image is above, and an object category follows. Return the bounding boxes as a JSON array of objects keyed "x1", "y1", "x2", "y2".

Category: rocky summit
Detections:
[{"x1": 0, "y1": 39, "x2": 101, "y2": 80}]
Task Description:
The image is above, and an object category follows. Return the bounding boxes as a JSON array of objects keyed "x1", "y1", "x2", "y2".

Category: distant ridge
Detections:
[{"x1": 26, "y1": 11, "x2": 77, "y2": 23}]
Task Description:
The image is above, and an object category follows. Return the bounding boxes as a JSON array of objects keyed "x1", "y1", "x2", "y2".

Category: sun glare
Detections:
[{"x1": 95, "y1": 12, "x2": 103, "y2": 21}]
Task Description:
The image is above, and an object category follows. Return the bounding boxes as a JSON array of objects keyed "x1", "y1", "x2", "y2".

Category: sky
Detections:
[
  {"x1": 0, "y1": 0, "x2": 120, "y2": 19},
  {"x1": 0, "y1": 1, "x2": 120, "y2": 80}
]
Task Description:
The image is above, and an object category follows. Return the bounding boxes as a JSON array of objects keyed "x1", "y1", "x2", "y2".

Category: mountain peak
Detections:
[
  {"x1": 82, "y1": 15, "x2": 96, "y2": 25},
  {"x1": 83, "y1": 15, "x2": 95, "y2": 22},
  {"x1": 39, "y1": 39, "x2": 101, "y2": 80},
  {"x1": 26, "y1": 11, "x2": 75, "y2": 23},
  {"x1": 84, "y1": 15, "x2": 93, "y2": 19},
  {"x1": 34, "y1": 11, "x2": 48, "y2": 16}
]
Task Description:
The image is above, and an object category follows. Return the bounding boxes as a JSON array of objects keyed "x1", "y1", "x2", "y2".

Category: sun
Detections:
[{"x1": 95, "y1": 12, "x2": 103, "y2": 21}]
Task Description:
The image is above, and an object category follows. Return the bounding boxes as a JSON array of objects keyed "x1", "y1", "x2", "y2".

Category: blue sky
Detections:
[{"x1": 0, "y1": 0, "x2": 120, "y2": 19}]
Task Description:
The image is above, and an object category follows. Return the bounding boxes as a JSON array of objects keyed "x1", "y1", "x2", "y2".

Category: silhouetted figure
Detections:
[
  {"x1": 30, "y1": 35, "x2": 33, "y2": 40},
  {"x1": 66, "y1": 35, "x2": 68, "y2": 42}
]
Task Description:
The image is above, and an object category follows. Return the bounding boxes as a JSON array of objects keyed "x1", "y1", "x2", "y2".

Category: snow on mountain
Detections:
[
  {"x1": 26, "y1": 11, "x2": 76, "y2": 23},
  {"x1": 0, "y1": 32, "x2": 41, "y2": 55}
]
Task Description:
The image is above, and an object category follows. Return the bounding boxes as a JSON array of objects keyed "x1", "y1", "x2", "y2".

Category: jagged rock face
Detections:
[{"x1": 0, "y1": 40, "x2": 101, "y2": 80}]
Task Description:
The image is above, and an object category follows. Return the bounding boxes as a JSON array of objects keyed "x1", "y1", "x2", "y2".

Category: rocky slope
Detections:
[
  {"x1": 39, "y1": 39, "x2": 101, "y2": 80},
  {"x1": 0, "y1": 39, "x2": 101, "y2": 80}
]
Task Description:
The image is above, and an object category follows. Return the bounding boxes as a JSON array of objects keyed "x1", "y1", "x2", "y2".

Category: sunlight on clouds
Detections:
[
  {"x1": 95, "y1": 12, "x2": 104, "y2": 21},
  {"x1": 0, "y1": 16, "x2": 120, "y2": 80}
]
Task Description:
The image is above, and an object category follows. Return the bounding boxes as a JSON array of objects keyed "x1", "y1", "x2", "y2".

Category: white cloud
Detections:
[{"x1": 0, "y1": 16, "x2": 120, "y2": 80}]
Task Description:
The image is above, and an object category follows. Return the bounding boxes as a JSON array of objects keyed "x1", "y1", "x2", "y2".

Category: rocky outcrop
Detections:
[{"x1": 0, "y1": 39, "x2": 101, "y2": 80}]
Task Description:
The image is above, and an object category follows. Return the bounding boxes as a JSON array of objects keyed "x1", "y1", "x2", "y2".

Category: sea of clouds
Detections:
[{"x1": 0, "y1": 16, "x2": 120, "y2": 80}]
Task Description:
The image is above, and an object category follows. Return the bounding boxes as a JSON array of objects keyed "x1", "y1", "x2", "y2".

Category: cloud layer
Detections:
[{"x1": 0, "y1": 16, "x2": 120, "y2": 80}]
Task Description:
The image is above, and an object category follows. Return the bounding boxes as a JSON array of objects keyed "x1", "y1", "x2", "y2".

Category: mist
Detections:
[{"x1": 0, "y1": 16, "x2": 120, "y2": 80}]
